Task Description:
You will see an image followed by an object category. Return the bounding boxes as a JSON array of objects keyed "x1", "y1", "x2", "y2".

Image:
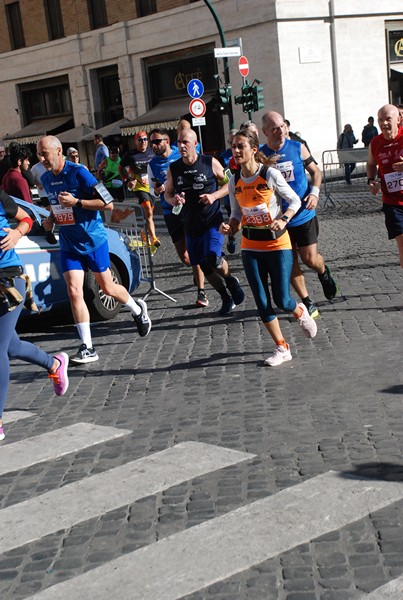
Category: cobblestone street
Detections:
[{"x1": 1, "y1": 190, "x2": 403, "y2": 600}]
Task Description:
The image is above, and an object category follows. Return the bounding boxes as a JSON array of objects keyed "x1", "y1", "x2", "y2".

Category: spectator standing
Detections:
[
  {"x1": 1, "y1": 144, "x2": 32, "y2": 203},
  {"x1": 0, "y1": 142, "x2": 7, "y2": 185},
  {"x1": 0, "y1": 143, "x2": 35, "y2": 188},
  {"x1": 66, "y1": 147, "x2": 89, "y2": 170},
  {"x1": 361, "y1": 117, "x2": 378, "y2": 147},
  {"x1": 367, "y1": 103, "x2": 403, "y2": 267},
  {"x1": 337, "y1": 124, "x2": 358, "y2": 184},
  {"x1": 30, "y1": 154, "x2": 48, "y2": 206},
  {"x1": 37, "y1": 135, "x2": 151, "y2": 364},
  {"x1": 66, "y1": 147, "x2": 80, "y2": 163},
  {"x1": 97, "y1": 147, "x2": 124, "y2": 201},
  {"x1": 93, "y1": 134, "x2": 109, "y2": 171}
]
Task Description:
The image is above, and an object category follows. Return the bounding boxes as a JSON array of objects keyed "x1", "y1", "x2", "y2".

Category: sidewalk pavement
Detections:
[{"x1": 2, "y1": 189, "x2": 403, "y2": 599}]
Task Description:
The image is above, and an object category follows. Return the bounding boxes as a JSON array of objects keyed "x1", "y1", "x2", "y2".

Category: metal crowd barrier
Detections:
[
  {"x1": 322, "y1": 148, "x2": 369, "y2": 207},
  {"x1": 104, "y1": 201, "x2": 176, "y2": 303},
  {"x1": 123, "y1": 186, "x2": 166, "y2": 231}
]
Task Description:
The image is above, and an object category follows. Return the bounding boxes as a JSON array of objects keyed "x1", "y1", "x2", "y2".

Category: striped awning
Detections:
[
  {"x1": 4, "y1": 115, "x2": 73, "y2": 146},
  {"x1": 120, "y1": 96, "x2": 211, "y2": 136}
]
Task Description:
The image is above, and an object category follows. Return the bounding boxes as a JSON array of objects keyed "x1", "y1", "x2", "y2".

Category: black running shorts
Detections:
[
  {"x1": 383, "y1": 203, "x2": 403, "y2": 239},
  {"x1": 288, "y1": 215, "x2": 319, "y2": 248}
]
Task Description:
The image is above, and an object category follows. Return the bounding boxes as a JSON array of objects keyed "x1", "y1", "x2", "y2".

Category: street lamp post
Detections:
[{"x1": 202, "y1": 0, "x2": 235, "y2": 129}]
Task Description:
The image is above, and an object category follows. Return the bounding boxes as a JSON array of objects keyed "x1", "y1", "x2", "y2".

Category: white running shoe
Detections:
[
  {"x1": 297, "y1": 302, "x2": 318, "y2": 339},
  {"x1": 264, "y1": 343, "x2": 292, "y2": 367}
]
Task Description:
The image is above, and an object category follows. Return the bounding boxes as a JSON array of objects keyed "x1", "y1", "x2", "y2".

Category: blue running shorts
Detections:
[
  {"x1": 186, "y1": 226, "x2": 224, "y2": 267},
  {"x1": 60, "y1": 240, "x2": 110, "y2": 274}
]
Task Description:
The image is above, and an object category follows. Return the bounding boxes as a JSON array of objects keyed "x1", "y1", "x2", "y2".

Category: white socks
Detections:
[
  {"x1": 124, "y1": 295, "x2": 141, "y2": 316},
  {"x1": 76, "y1": 299, "x2": 141, "y2": 349},
  {"x1": 76, "y1": 322, "x2": 93, "y2": 349}
]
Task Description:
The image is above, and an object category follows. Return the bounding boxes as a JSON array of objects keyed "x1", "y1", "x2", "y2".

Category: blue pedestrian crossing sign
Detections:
[{"x1": 187, "y1": 79, "x2": 204, "y2": 99}]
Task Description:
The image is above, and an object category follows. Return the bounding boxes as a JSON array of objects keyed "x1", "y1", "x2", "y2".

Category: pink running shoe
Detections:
[
  {"x1": 48, "y1": 352, "x2": 69, "y2": 396},
  {"x1": 297, "y1": 302, "x2": 318, "y2": 339},
  {"x1": 0, "y1": 423, "x2": 4, "y2": 441}
]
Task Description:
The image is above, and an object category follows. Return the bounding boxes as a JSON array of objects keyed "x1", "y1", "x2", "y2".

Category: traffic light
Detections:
[
  {"x1": 234, "y1": 83, "x2": 254, "y2": 114},
  {"x1": 213, "y1": 85, "x2": 231, "y2": 114},
  {"x1": 243, "y1": 85, "x2": 254, "y2": 113},
  {"x1": 252, "y1": 84, "x2": 264, "y2": 112}
]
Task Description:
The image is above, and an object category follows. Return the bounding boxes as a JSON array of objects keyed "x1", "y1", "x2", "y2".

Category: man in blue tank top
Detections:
[
  {"x1": 165, "y1": 128, "x2": 245, "y2": 315},
  {"x1": 37, "y1": 135, "x2": 151, "y2": 364},
  {"x1": 261, "y1": 111, "x2": 338, "y2": 317}
]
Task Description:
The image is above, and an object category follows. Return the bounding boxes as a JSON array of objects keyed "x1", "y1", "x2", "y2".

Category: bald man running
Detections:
[
  {"x1": 367, "y1": 104, "x2": 403, "y2": 267},
  {"x1": 37, "y1": 135, "x2": 151, "y2": 364},
  {"x1": 165, "y1": 128, "x2": 245, "y2": 315}
]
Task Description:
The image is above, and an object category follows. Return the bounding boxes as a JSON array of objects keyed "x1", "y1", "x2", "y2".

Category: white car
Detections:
[{"x1": 14, "y1": 198, "x2": 141, "y2": 321}]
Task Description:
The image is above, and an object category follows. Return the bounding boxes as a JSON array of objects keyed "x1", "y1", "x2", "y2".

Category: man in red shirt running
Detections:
[{"x1": 367, "y1": 104, "x2": 403, "y2": 267}]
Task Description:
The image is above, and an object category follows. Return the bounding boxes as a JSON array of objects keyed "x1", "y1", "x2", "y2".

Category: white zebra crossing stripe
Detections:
[
  {"x1": 27, "y1": 470, "x2": 403, "y2": 600},
  {"x1": 365, "y1": 575, "x2": 403, "y2": 599},
  {"x1": 0, "y1": 441, "x2": 252, "y2": 555},
  {"x1": 3, "y1": 410, "x2": 34, "y2": 423},
  {"x1": 0, "y1": 423, "x2": 132, "y2": 476}
]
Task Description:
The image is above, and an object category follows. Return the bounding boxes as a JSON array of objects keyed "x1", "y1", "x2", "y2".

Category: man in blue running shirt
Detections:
[
  {"x1": 93, "y1": 134, "x2": 109, "y2": 171},
  {"x1": 261, "y1": 111, "x2": 338, "y2": 317},
  {"x1": 37, "y1": 135, "x2": 151, "y2": 364}
]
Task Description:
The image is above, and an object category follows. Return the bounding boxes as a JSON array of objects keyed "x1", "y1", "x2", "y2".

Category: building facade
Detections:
[{"x1": 0, "y1": 0, "x2": 402, "y2": 161}]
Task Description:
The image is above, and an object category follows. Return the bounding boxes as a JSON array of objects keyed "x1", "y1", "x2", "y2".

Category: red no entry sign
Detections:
[{"x1": 238, "y1": 55, "x2": 249, "y2": 78}]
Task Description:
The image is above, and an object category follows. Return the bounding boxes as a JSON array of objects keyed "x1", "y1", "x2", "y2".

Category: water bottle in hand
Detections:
[{"x1": 173, "y1": 191, "x2": 185, "y2": 215}]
